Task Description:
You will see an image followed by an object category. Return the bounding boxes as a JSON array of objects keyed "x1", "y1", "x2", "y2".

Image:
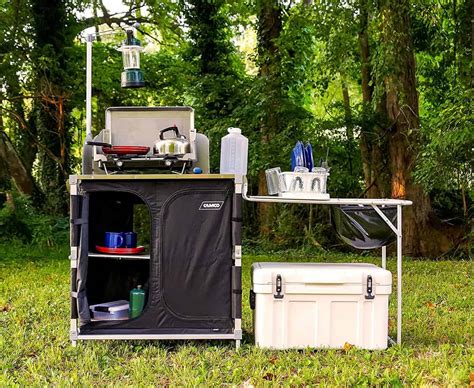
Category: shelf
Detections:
[
  {"x1": 242, "y1": 194, "x2": 413, "y2": 206},
  {"x1": 241, "y1": 179, "x2": 412, "y2": 206},
  {"x1": 88, "y1": 252, "x2": 150, "y2": 260}
]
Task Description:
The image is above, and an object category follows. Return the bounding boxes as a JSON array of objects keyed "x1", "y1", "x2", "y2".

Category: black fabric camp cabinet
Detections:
[{"x1": 69, "y1": 174, "x2": 243, "y2": 347}]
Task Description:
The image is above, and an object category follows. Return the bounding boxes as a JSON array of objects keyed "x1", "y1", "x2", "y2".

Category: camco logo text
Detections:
[{"x1": 199, "y1": 201, "x2": 224, "y2": 210}]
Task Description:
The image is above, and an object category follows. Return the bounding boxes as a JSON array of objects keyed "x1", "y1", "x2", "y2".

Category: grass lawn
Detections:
[{"x1": 0, "y1": 244, "x2": 472, "y2": 385}]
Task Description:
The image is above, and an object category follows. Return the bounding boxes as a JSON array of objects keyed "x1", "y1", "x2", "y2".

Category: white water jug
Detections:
[{"x1": 219, "y1": 127, "x2": 248, "y2": 175}]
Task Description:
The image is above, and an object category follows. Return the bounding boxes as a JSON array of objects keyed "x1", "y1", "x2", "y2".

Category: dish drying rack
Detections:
[{"x1": 266, "y1": 168, "x2": 330, "y2": 200}]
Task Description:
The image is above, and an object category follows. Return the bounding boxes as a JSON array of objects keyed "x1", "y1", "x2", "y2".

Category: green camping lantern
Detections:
[{"x1": 118, "y1": 29, "x2": 145, "y2": 88}]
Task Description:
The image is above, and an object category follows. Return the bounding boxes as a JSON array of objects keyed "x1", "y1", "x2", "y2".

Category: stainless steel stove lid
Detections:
[{"x1": 101, "y1": 106, "x2": 196, "y2": 161}]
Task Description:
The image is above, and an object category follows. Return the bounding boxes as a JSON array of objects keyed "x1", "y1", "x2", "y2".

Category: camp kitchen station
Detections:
[{"x1": 68, "y1": 26, "x2": 412, "y2": 350}]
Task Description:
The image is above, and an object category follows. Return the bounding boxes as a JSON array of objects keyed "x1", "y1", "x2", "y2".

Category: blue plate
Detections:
[
  {"x1": 305, "y1": 143, "x2": 314, "y2": 171},
  {"x1": 291, "y1": 141, "x2": 306, "y2": 171},
  {"x1": 297, "y1": 141, "x2": 306, "y2": 167},
  {"x1": 291, "y1": 147, "x2": 297, "y2": 171}
]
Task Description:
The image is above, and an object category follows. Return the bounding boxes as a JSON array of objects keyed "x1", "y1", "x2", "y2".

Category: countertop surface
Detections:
[{"x1": 71, "y1": 173, "x2": 236, "y2": 180}]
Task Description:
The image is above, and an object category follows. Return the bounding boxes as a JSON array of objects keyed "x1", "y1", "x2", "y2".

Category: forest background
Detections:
[{"x1": 0, "y1": 0, "x2": 472, "y2": 258}]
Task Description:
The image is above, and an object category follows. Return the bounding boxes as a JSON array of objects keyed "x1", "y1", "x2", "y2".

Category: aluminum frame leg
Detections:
[
  {"x1": 70, "y1": 318, "x2": 78, "y2": 346},
  {"x1": 381, "y1": 245, "x2": 387, "y2": 269},
  {"x1": 397, "y1": 205, "x2": 402, "y2": 345},
  {"x1": 372, "y1": 204, "x2": 403, "y2": 345}
]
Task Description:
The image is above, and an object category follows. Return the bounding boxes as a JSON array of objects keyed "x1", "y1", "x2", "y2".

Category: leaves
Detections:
[
  {"x1": 0, "y1": 303, "x2": 12, "y2": 312},
  {"x1": 343, "y1": 342, "x2": 354, "y2": 352}
]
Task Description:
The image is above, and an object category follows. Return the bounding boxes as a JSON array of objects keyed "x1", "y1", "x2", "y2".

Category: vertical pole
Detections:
[
  {"x1": 70, "y1": 318, "x2": 77, "y2": 347},
  {"x1": 381, "y1": 245, "x2": 387, "y2": 269},
  {"x1": 233, "y1": 177, "x2": 243, "y2": 350},
  {"x1": 397, "y1": 205, "x2": 402, "y2": 344},
  {"x1": 82, "y1": 34, "x2": 94, "y2": 174},
  {"x1": 86, "y1": 34, "x2": 93, "y2": 138},
  {"x1": 70, "y1": 179, "x2": 79, "y2": 345}
]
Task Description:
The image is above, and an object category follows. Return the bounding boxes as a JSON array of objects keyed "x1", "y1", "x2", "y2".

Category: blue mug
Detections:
[
  {"x1": 123, "y1": 231, "x2": 137, "y2": 248},
  {"x1": 104, "y1": 232, "x2": 124, "y2": 248}
]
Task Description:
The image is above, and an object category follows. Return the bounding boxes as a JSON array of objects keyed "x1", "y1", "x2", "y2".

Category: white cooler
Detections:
[{"x1": 251, "y1": 262, "x2": 392, "y2": 350}]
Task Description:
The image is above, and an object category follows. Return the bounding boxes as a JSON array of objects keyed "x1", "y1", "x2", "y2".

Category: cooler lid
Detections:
[{"x1": 252, "y1": 262, "x2": 392, "y2": 286}]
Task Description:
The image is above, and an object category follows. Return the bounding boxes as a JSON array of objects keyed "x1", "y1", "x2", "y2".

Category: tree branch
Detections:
[{"x1": 0, "y1": 105, "x2": 64, "y2": 170}]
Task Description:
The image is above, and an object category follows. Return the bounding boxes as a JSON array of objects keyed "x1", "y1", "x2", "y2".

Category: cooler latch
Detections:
[
  {"x1": 365, "y1": 275, "x2": 375, "y2": 300},
  {"x1": 274, "y1": 274, "x2": 284, "y2": 299},
  {"x1": 249, "y1": 290, "x2": 256, "y2": 309}
]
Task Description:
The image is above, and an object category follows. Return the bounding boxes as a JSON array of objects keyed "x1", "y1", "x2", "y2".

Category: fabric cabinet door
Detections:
[{"x1": 160, "y1": 188, "x2": 233, "y2": 321}]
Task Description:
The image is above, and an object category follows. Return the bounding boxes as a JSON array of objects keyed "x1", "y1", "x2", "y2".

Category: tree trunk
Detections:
[
  {"x1": 257, "y1": 0, "x2": 282, "y2": 237},
  {"x1": 0, "y1": 105, "x2": 9, "y2": 190},
  {"x1": 5, "y1": 82, "x2": 38, "y2": 172},
  {"x1": 380, "y1": 0, "x2": 453, "y2": 256},
  {"x1": 31, "y1": 0, "x2": 72, "y2": 215},
  {"x1": 341, "y1": 80, "x2": 354, "y2": 174},
  {"x1": 0, "y1": 132, "x2": 37, "y2": 196},
  {"x1": 0, "y1": 96, "x2": 36, "y2": 195},
  {"x1": 357, "y1": 0, "x2": 388, "y2": 198},
  {"x1": 471, "y1": 0, "x2": 474, "y2": 87}
]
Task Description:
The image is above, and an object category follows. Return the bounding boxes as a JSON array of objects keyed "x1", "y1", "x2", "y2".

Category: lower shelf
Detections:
[
  {"x1": 77, "y1": 333, "x2": 240, "y2": 340},
  {"x1": 88, "y1": 252, "x2": 150, "y2": 260}
]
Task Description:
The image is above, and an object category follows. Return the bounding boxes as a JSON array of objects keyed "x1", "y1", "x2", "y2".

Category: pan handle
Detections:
[
  {"x1": 159, "y1": 125, "x2": 180, "y2": 140},
  {"x1": 86, "y1": 141, "x2": 112, "y2": 148}
]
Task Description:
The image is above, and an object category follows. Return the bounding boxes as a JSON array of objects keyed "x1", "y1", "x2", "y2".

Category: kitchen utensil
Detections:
[
  {"x1": 321, "y1": 147, "x2": 330, "y2": 170},
  {"x1": 294, "y1": 166, "x2": 309, "y2": 173},
  {"x1": 91, "y1": 300, "x2": 129, "y2": 313},
  {"x1": 153, "y1": 125, "x2": 191, "y2": 157},
  {"x1": 90, "y1": 300, "x2": 130, "y2": 321},
  {"x1": 291, "y1": 148, "x2": 297, "y2": 171},
  {"x1": 104, "y1": 232, "x2": 124, "y2": 248},
  {"x1": 305, "y1": 143, "x2": 314, "y2": 171},
  {"x1": 300, "y1": 141, "x2": 307, "y2": 167},
  {"x1": 87, "y1": 141, "x2": 150, "y2": 156},
  {"x1": 311, "y1": 167, "x2": 329, "y2": 193},
  {"x1": 291, "y1": 141, "x2": 306, "y2": 171},
  {"x1": 130, "y1": 285, "x2": 146, "y2": 318},
  {"x1": 102, "y1": 146, "x2": 150, "y2": 156},
  {"x1": 95, "y1": 245, "x2": 145, "y2": 254},
  {"x1": 123, "y1": 231, "x2": 137, "y2": 248},
  {"x1": 265, "y1": 167, "x2": 286, "y2": 195},
  {"x1": 277, "y1": 170, "x2": 330, "y2": 199}
]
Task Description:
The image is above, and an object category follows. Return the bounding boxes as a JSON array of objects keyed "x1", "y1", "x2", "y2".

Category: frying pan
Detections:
[{"x1": 87, "y1": 141, "x2": 150, "y2": 156}]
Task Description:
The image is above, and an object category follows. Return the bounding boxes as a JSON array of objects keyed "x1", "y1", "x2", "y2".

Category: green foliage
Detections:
[
  {"x1": 0, "y1": 195, "x2": 32, "y2": 242},
  {"x1": 411, "y1": 0, "x2": 473, "y2": 212},
  {"x1": 415, "y1": 86, "x2": 474, "y2": 194},
  {"x1": 0, "y1": 192, "x2": 68, "y2": 246},
  {"x1": 0, "y1": 0, "x2": 471, "y2": 250},
  {"x1": 0, "y1": 245, "x2": 472, "y2": 385}
]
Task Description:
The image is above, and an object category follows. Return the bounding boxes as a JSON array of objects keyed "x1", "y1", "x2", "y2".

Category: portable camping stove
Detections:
[{"x1": 89, "y1": 106, "x2": 200, "y2": 174}]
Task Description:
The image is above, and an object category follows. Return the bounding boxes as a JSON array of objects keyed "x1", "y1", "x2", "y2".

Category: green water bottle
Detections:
[{"x1": 129, "y1": 285, "x2": 145, "y2": 318}]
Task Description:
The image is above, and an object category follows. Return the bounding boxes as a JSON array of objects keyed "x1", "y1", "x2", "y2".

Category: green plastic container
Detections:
[{"x1": 129, "y1": 285, "x2": 146, "y2": 318}]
